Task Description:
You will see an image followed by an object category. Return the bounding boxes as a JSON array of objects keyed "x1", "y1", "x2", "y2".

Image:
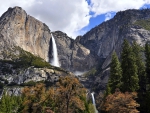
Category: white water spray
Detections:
[
  {"x1": 0, "y1": 89, "x2": 4, "y2": 100},
  {"x1": 91, "y1": 92, "x2": 98, "y2": 113},
  {"x1": 51, "y1": 34, "x2": 60, "y2": 67}
]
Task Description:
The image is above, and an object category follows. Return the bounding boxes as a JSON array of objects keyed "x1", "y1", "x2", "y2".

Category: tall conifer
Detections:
[
  {"x1": 121, "y1": 39, "x2": 139, "y2": 92},
  {"x1": 106, "y1": 52, "x2": 122, "y2": 94},
  {"x1": 145, "y1": 42, "x2": 150, "y2": 113},
  {"x1": 132, "y1": 41, "x2": 146, "y2": 92},
  {"x1": 145, "y1": 42, "x2": 150, "y2": 87}
]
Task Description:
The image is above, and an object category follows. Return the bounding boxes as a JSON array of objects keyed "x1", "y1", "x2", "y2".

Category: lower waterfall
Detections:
[{"x1": 91, "y1": 92, "x2": 98, "y2": 113}]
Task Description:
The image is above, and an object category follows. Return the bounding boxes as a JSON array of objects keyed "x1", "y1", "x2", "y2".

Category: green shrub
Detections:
[
  {"x1": 134, "y1": 19, "x2": 150, "y2": 31},
  {"x1": 20, "y1": 81, "x2": 37, "y2": 86},
  {"x1": 0, "y1": 48, "x2": 51, "y2": 69}
]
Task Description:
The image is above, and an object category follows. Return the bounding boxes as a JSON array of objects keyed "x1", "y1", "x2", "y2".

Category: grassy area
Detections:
[
  {"x1": 1, "y1": 47, "x2": 68, "y2": 73},
  {"x1": 134, "y1": 19, "x2": 150, "y2": 31},
  {"x1": 0, "y1": 47, "x2": 51, "y2": 69}
]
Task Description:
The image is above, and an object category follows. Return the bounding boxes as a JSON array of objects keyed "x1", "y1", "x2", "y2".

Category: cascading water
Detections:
[
  {"x1": 0, "y1": 89, "x2": 4, "y2": 100},
  {"x1": 91, "y1": 92, "x2": 98, "y2": 113},
  {"x1": 51, "y1": 34, "x2": 60, "y2": 67}
]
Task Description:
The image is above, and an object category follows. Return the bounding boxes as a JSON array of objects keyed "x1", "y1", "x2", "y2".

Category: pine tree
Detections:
[
  {"x1": 143, "y1": 42, "x2": 150, "y2": 113},
  {"x1": 132, "y1": 41, "x2": 146, "y2": 92},
  {"x1": 121, "y1": 39, "x2": 139, "y2": 92},
  {"x1": 0, "y1": 91, "x2": 22, "y2": 113},
  {"x1": 145, "y1": 42, "x2": 150, "y2": 87},
  {"x1": 132, "y1": 41, "x2": 146, "y2": 112},
  {"x1": 0, "y1": 91, "x2": 7, "y2": 113},
  {"x1": 106, "y1": 52, "x2": 122, "y2": 94}
]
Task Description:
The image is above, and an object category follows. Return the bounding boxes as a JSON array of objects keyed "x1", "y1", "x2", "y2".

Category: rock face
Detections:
[
  {"x1": 79, "y1": 9, "x2": 150, "y2": 92},
  {"x1": 0, "y1": 60, "x2": 73, "y2": 85},
  {"x1": 0, "y1": 6, "x2": 98, "y2": 73},
  {"x1": 0, "y1": 6, "x2": 51, "y2": 61},
  {"x1": 52, "y1": 31, "x2": 98, "y2": 72},
  {"x1": 80, "y1": 9, "x2": 150, "y2": 69}
]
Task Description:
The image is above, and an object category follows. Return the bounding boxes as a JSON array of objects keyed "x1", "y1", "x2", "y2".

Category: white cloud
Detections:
[
  {"x1": 0, "y1": 0, "x2": 90, "y2": 39},
  {"x1": 0, "y1": 0, "x2": 35, "y2": 16},
  {"x1": 105, "y1": 12, "x2": 112, "y2": 21},
  {"x1": 1, "y1": 0, "x2": 150, "y2": 38},
  {"x1": 90, "y1": 0, "x2": 150, "y2": 17}
]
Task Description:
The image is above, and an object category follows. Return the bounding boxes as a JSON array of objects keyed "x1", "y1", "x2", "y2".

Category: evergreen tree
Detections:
[
  {"x1": 132, "y1": 41, "x2": 146, "y2": 112},
  {"x1": 132, "y1": 41, "x2": 146, "y2": 92},
  {"x1": 0, "y1": 91, "x2": 8, "y2": 113},
  {"x1": 142, "y1": 42, "x2": 150, "y2": 113},
  {"x1": 121, "y1": 39, "x2": 139, "y2": 92},
  {"x1": 0, "y1": 91, "x2": 22, "y2": 113},
  {"x1": 106, "y1": 52, "x2": 122, "y2": 94},
  {"x1": 145, "y1": 42, "x2": 150, "y2": 87}
]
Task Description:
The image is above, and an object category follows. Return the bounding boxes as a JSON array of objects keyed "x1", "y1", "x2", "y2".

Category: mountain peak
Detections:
[
  {"x1": 0, "y1": 6, "x2": 51, "y2": 62},
  {"x1": 9, "y1": 6, "x2": 22, "y2": 10}
]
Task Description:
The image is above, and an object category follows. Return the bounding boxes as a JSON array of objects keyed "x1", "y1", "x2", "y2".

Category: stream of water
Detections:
[
  {"x1": 51, "y1": 34, "x2": 60, "y2": 67},
  {"x1": 91, "y1": 92, "x2": 98, "y2": 113}
]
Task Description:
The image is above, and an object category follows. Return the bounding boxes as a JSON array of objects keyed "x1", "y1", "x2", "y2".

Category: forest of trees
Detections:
[
  {"x1": 1, "y1": 39, "x2": 150, "y2": 113},
  {"x1": 102, "y1": 39, "x2": 150, "y2": 113},
  {"x1": 0, "y1": 76, "x2": 95, "y2": 113}
]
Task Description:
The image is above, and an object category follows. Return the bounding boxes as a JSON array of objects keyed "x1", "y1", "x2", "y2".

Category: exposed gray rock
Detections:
[
  {"x1": 0, "y1": 6, "x2": 51, "y2": 61},
  {"x1": 80, "y1": 9, "x2": 150, "y2": 69},
  {"x1": 79, "y1": 9, "x2": 150, "y2": 93},
  {"x1": 6, "y1": 87, "x2": 22, "y2": 96},
  {"x1": 0, "y1": 6, "x2": 98, "y2": 73},
  {"x1": 0, "y1": 66, "x2": 72, "y2": 85},
  {"x1": 52, "y1": 31, "x2": 98, "y2": 72}
]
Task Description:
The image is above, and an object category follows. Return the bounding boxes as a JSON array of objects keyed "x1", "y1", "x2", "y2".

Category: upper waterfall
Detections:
[{"x1": 51, "y1": 34, "x2": 60, "y2": 67}]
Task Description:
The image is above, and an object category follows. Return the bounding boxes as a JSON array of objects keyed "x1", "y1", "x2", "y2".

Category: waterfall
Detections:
[
  {"x1": 51, "y1": 34, "x2": 60, "y2": 67},
  {"x1": 91, "y1": 92, "x2": 98, "y2": 113},
  {"x1": 0, "y1": 89, "x2": 4, "y2": 100}
]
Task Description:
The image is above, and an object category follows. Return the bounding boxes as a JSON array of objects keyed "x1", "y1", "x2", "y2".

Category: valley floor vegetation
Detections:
[{"x1": 0, "y1": 76, "x2": 95, "y2": 113}]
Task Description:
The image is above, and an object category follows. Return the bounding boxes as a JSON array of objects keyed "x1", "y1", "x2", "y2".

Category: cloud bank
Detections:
[
  {"x1": 90, "y1": 0, "x2": 150, "y2": 16},
  {"x1": 0, "y1": 0, "x2": 90, "y2": 38},
  {"x1": 0, "y1": 0, "x2": 150, "y2": 38}
]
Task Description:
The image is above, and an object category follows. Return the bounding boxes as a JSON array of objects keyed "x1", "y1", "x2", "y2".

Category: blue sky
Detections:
[
  {"x1": 0, "y1": 0, "x2": 150, "y2": 38},
  {"x1": 79, "y1": 0, "x2": 150, "y2": 36},
  {"x1": 80, "y1": 12, "x2": 116, "y2": 34}
]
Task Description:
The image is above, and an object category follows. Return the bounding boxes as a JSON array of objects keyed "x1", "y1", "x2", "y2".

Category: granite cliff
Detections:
[
  {"x1": 0, "y1": 7, "x2": 71, "y2": 90},
  {"x1": 0, "y1": 6, "x2": 97, "y2": 73},
  {"x1": 79, "y1": 9, "x2": 150, "y2": 92},
  {"x1": 0, "y1": 6, "x2": 98, "y2": 89},
  {"x1": 0, "y1": 6, "x2": 51, "y2": 62},
  {"x1": 52, "y1": 31, "x2": 98, "y2": 72},
  {"x1": 1, "y1": 7, "x2": 150, "y2": 94}
]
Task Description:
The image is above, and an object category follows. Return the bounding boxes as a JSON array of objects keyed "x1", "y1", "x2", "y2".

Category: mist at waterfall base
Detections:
[
  {"x1": 91, "y1": 92, "x2": 98, "y2": 113},
  {"x1": 73, "y1": 71, "x2": 87, "y2": 76},
  {"x1": 51, "y1": 34, "x2": 60, "y2": 67}
]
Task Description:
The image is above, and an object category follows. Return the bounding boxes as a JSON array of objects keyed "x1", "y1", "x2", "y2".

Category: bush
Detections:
[{"x1": 134, "y1": 19, "x2": 150, "y2": 31}]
